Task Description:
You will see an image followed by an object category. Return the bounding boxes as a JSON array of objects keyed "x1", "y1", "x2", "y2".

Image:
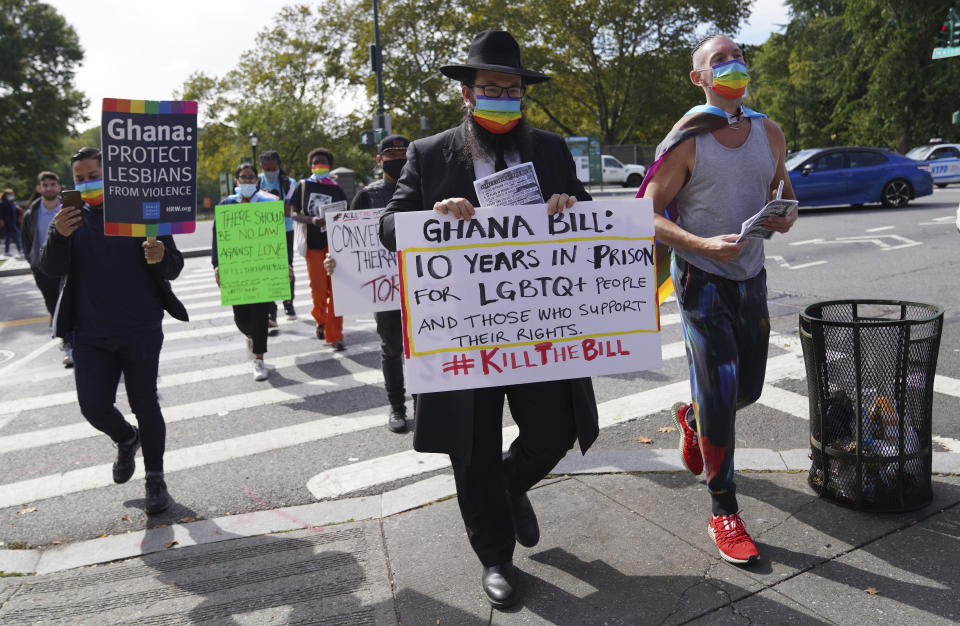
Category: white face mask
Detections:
[{"x1": 236, "y1": 184, "x2": 257, "y2": 198}]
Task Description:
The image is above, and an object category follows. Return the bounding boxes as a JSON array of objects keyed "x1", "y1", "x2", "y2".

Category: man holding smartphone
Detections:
[{"x1": 39, "y1": 147, "x2": 188, "y2": 515}]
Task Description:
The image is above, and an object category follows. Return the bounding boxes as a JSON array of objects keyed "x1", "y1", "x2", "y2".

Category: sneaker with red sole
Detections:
[
  {"x1": 709, "y1": 513, "x2": 759, "y2": 564},
  {"x1": 671, "y1": 402, "x2": 703, "y2": 475}
]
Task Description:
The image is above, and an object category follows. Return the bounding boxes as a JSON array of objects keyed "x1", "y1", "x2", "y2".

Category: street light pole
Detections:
[
  {"x1": 249, "y1": 132, "x2": 259, "y2": 164},
  {"x1": 372, "y1": 0, "x2": 386, "y2": 132}
]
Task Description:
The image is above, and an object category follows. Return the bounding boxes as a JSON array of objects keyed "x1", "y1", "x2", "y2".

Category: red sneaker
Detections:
[
  {"x1": 671, "y1": 402, "x2": 703, "y2": 475},
  {"x1": 709, "y1": 513, "x2": 759, "y2": 564}
]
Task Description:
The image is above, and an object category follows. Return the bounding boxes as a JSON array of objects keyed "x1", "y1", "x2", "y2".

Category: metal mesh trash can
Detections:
[{"x1": 800, "y1": 300, "x2": 943, "y2": 512}]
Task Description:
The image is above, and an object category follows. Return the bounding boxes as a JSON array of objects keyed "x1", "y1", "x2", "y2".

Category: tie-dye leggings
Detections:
[{"x1": 671, "y1": 253, "x2": 770, "y2": 515}]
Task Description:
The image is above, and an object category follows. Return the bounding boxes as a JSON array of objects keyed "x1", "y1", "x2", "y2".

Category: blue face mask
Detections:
[
  {"x1": 262, "y1": 171, "x2": 279, "y2": 184},
  {"x1": 236, "y1": 184, "x2": 257, "y2": 198}
]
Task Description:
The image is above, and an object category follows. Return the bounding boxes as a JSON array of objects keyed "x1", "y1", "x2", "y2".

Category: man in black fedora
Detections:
[{"x1": 379, "y1": 29, "x2": 599, "y2": 608}]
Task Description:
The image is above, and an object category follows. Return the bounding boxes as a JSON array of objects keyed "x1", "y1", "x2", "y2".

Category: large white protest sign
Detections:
[
  {"x1": 395, "y1": 199, "x2": 662, "y2": 393},
  {"x1": 328, "y1": 207, "x2": 399, "y2": 315}
]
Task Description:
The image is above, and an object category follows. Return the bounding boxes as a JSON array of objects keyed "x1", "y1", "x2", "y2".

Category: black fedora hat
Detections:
[{"x1": 440, "y1": 30, "x2": 549, "y2": 85}]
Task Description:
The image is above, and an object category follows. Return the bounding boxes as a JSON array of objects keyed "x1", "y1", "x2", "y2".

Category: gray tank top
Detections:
[{"x1": 674, "y1": 118, "x2": 776, "y2": 280}]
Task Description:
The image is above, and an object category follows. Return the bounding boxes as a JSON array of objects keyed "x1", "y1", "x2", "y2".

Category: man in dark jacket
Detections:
[
  {"x1": 326, "y1": 134, "x2": 412, "y2": 433},
  {"x1": 39, "y1": 147, "x2": 188, "y2": 515},
  {"x1": 379, "y1": 30, "x2": 599, "y2": 609},
  {"x1": 21, "y1": 171, "x2": 71, "y2": 363}
]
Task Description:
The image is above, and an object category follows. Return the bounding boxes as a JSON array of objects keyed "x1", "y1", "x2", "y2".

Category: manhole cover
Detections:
[{"x1": 0, "y1": 350, "x2": 14, "y2": 365}]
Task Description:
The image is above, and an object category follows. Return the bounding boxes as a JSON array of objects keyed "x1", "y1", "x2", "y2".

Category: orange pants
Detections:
[{"x1": 305, "y1": 248, "x2": 343, "y2": 343}]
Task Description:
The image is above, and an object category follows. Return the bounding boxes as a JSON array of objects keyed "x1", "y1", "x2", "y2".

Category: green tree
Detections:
[
  {"x1": 749, "y1": 0, "x2": 960, "y2": 153},
  {"x1": 0, "y1": 0, "x2": 87, "y2": 195},
  {"x1": 463, "y1": 0, "x2": 753, "y2": 145},
  {"x1": 178, "y1": 3, "x2": 369, "y2": 197}
]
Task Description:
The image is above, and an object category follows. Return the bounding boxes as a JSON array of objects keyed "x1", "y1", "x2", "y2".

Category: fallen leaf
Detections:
[
  {"x1": 637, "y1": 436, "x2": 654, "y2": 444},
  {"x1": 178, "y1": 516, "x2": 195, "y2": 524},
  {"x1": 121, "y1": 514, "x2": 131, "y2": 522},
  {"x1": 658, "y1": 426, "x2": 677, "y2": 433},
  {"x1": 17, "y1": 507, "x2": 37, "y2": 515},
  {"x1": 864, "y1": 587, "x2": 879, "y2": 595},
  {"x1": 51, "y1": 541, "x2": 62, "y2": 545},
  {"x1": 165, "y1": 540, "x2": 178, "y2": 548}
]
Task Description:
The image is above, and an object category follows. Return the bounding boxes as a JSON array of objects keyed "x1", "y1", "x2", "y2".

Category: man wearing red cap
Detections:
[{"x1": 379, "y1": 30, "x2": 599, "y2": 608}]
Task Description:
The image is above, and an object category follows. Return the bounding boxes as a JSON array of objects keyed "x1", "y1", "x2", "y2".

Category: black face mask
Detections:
[{"x1": 382, "y1": 158, "x2": 406, "y2": 181}]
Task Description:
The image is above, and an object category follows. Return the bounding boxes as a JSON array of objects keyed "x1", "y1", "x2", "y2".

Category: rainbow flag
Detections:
[{"x1": 635, "y1": 104, "x2": 767, "y2": 305}]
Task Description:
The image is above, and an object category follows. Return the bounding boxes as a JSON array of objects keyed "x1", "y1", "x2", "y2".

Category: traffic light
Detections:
[{"x1": 942, "y1": 8, "x2": 960, "y2": 47}]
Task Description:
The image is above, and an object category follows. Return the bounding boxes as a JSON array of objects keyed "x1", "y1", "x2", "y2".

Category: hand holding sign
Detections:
[{"x1": 142, "y1": 239, "x2": 165, "y2": 264}]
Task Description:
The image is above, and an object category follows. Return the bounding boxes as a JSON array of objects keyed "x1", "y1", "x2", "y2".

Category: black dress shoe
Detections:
[
  {"x1": 482, "y1": 562, "x2": 518, "y2": 608},
  {"x1": 507, "y1": 492, "x2": 540, "y2": 547}
]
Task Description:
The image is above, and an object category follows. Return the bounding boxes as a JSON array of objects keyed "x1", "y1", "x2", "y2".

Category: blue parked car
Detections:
[{"x1": 786, "y1": 147, "x2": 933, "y2": 208}]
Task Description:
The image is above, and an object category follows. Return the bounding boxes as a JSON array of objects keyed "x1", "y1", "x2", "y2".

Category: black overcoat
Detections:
[{"x1": 378, "y1": 122, "x2": 600, "y2": 460}]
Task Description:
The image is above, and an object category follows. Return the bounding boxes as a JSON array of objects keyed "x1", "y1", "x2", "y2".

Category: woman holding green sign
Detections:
[{"x1": 211, "y1": 162, "x2": 281, "y2": 381}]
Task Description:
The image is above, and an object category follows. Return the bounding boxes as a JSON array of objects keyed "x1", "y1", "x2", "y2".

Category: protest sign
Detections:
[
  {"x1": 101, "y1": 98, "x2": 198, "y2": 237},
  {"x1": 215, "y1": 201, "x2": 291, "y2": 306},
  {"x1": 328, "y1": 207, "x2": 399, "y2": 315},
  {"x1": 395, "y1": 199, "x2": 662, "y2": 393}
]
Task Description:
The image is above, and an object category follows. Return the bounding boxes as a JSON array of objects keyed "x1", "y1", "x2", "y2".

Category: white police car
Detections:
[{"x1": 907, "y1": 143, "x2": 960, "y2": 188}]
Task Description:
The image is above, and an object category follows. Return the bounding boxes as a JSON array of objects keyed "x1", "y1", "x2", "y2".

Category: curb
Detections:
[{"x1": 2, "y1": 448, "x2": 957, "y2": 577}]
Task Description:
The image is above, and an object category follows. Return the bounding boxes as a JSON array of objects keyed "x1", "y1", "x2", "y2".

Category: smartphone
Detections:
[{"x1": 61, "y1": 190, "x2": 82, "y2": 210}]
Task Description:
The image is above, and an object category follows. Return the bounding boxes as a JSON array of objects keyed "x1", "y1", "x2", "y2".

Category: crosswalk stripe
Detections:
[
  {"x1": 0, "y1": 365, "x2": 384, "y2": 456},
  {"x1": 0, "y1": 407, "x2": 390, "y2": 510},
  {"x1": 306, "y1": 353, "x2": 804, "y2": 499},
  {"x1": 0, "y1": 340, "x2": 383, "y2": 416},
  {"x1": 757, "y1": 385, "x2": 810, "y2": 420},
  {"x1": 934, "y1": 374, "x2": 960, "y2": 398}
]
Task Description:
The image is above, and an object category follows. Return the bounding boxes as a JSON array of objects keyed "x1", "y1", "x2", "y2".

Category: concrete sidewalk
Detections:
[{"x1": 1, "y1": 449, "x2": 958, "y2": 625}]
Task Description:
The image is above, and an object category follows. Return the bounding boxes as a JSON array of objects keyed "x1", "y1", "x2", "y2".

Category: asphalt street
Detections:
[{"x1": 0, "y1": 187, "x2": 958, "y2": 549}]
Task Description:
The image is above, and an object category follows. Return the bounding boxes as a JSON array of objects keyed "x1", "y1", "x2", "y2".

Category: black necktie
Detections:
[{"x1": 495, "y1": 144, "x2": 507, "y2": 172}]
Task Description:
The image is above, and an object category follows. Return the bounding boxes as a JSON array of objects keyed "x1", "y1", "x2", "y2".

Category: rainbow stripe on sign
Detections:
[
  {"x1": 102, "y1": 98, "x2": 199, "y2": 114},
  {"x1": 104, "y1": 221, "x2": 196, "y2": 237}
]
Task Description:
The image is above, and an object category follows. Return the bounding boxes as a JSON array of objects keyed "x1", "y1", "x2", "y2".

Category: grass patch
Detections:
[
  {"x1": 4, "y1": 542, "x2": 29, "y2": 550},
  {"x1": 0, "y1": 571, "x2": 25, "y2": 578}
]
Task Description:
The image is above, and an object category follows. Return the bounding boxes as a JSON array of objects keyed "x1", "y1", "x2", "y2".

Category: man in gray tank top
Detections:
[{"x1": 642, "y1": 34, "x2": 798, "y2": 565}]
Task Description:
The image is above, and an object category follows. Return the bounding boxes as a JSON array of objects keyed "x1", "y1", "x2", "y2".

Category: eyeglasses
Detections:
[
  {"x1": 237, "y1": 175, "x2": 258, "y2": 182},
  {"x1": 470, "y1": 84, "x2": 525, "y2": 98}
]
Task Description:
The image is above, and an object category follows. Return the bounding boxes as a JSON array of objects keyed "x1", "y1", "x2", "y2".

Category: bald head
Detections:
[{"x1": 691, "y1": 34, "x2": 739, "y2": 70}]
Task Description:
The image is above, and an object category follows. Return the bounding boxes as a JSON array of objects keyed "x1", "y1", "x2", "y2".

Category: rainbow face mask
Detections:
[
  {"x1": 311, "y1": 164, "x2": 330, "y2": 179},
  {"x1": 472, "y1": 95, "x2": 522, "y2": 134},
  {"x1": 704, "y1": 59, "x2": 750, "y2": 100},
  {"x1": 75, "y1": 178, "x2": 103, "y2": 206}
]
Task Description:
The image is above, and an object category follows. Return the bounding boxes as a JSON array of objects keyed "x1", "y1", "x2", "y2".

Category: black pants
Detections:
[
  {"x1": 31, "y1": 268, "x2": 60, "y2": 317},
  {"x1": 269, "y1": 229, "x2": 296, "y2": 319},
  {"x1": 375, "y1": 309, "x2": 405, "y2": 411},
  {"x1": 450, "y1": 380, "x2": 577, "y2": 567},
  {"x1": 73, "y1": 327, "x2": 165, "y2": 472},
  {"x1": 233, "y1": 302, "x2": 271, "y2": 354}
]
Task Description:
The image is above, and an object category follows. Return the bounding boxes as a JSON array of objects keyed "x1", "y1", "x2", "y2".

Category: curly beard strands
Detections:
[{"x1": 461, "y1": 106, "x2": 534, "y2": 167}]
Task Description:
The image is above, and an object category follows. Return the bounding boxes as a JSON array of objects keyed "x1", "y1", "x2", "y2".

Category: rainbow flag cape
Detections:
[{"x1": 635, "y1": 104, "x2": 767, "y2": 304}]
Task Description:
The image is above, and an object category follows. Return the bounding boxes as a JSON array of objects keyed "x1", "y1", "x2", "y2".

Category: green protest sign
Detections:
[{"x1": 215, "y1": 200, "x2": 291, "y2": 306}]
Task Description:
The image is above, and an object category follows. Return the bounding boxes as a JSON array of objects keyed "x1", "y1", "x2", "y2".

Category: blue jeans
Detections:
[{"x1": 73, "y1": 327, "x2": 166, "y2": 472}]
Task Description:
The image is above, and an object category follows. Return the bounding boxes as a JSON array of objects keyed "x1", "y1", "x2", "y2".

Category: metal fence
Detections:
[{"x1": 601, "y1": 144, "x2": 657, "y2": 166}]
